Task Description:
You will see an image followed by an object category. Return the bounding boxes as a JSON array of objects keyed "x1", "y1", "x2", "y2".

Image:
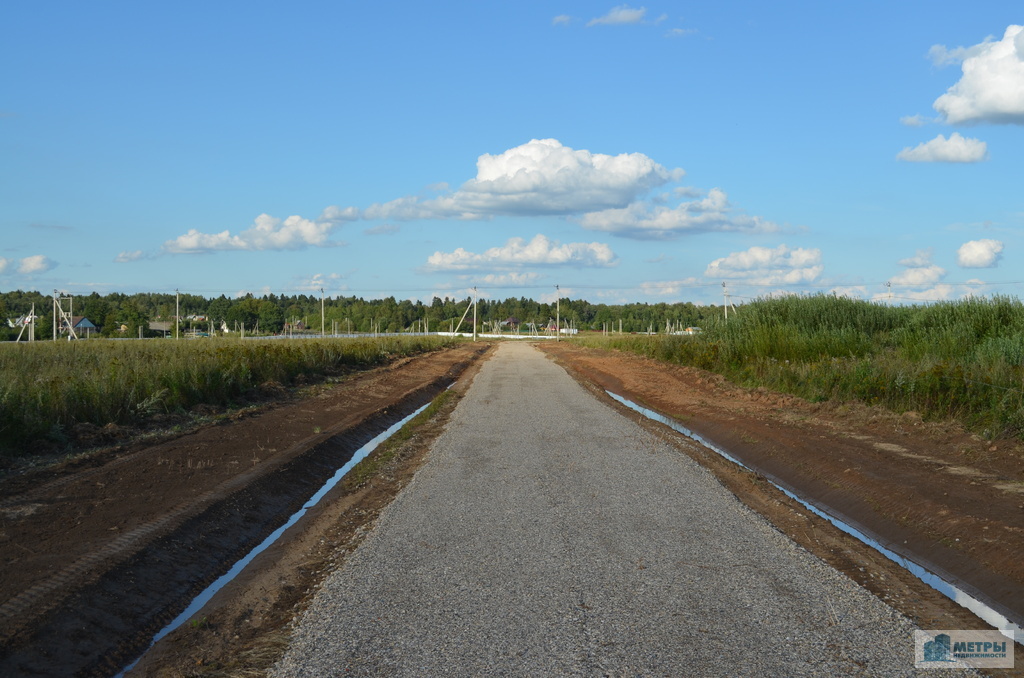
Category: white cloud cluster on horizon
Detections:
[
  {"x1": 364, "y1": 139, "x2": 680, "y2": 221},
  {"x1": 162, "y1": 210, "x2": 353, "y2": 254},
  {"x1": 704, "y1": 245, "x2": 823, "y2": 285},
  {"x1": 931, "y1": 25, "x2": 1024, "y2": 125},
  {"x1": 587, "y1": 5, "x2": 647, "y2": 27},
  {"x1": 579, "y1": 188, "x2": 781, "y2": 239},
  {"x1": 957, "y1": 238, "x2": 1004, "y2": 268},
  {"x1": 896, "y1": 133, "x2": 988, "y2": 163},
  {"x1": 875, "y1": 249, "x2": 955, "y2": 301},
  {"x1": 426, "y1": 234, "x2": 617, "y2": 271},
  {"x1": 157, "y1": 139, "x2": 778, "y2": 260},
  {"x1": 0, "y1": 255, "x2": 56, "y2": 275}
]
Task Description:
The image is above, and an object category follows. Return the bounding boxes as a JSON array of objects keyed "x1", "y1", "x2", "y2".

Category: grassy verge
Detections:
[
  {"x1": 575, "y1": 295, "x2": 1024, "y2": 440},
  {"x1": 344, "y1": 390, "x2": 455, "y2": 488},
  {"x1": 0, "y1": 335, "x2": 460, "y2": 458}
]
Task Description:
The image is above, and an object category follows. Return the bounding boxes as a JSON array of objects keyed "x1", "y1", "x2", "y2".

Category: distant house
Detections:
[
  {"x1": 150, "y1": 321, "x2": 174, "y2": 337},
  {"x1": 67, "y1": 316, "x2": 98, "y2": 338}
]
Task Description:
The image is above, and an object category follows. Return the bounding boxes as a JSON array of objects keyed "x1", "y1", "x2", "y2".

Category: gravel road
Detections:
[{"x1": 271, "y1": 342, "x2": 973, "y2": 676}]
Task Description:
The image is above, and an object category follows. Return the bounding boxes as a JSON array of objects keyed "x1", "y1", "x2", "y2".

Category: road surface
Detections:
[{"x1": 271, "y1": 342, "x2": 970, "y2": 676}]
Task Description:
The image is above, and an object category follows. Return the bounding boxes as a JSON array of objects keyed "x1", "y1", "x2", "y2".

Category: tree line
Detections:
[{"x1": 0, "y1": 289, "x2": 724, "y2": 340}]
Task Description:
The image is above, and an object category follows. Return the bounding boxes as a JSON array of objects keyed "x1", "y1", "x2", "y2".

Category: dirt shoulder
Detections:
[
  {"x1": 0, "y1": 342, "x2": 490, "y2": 677},
  {"x1": 541, "y1": 343, "x2": 1024, "y2": 656}
]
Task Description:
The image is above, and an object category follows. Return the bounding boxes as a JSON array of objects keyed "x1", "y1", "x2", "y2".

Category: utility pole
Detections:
[
  {"x1": 556, "y1": 284, "x2": 560, "y2": 342},
  {"x1": 886, "y1": 281, "x2": 892, "y2": 304},
  {"x1": 175, "y1": 288, "x2": 180, "y2": 340},
  {"x1": 472, "y1": 287, "x2": 478, "y2": 342},
  {"x1": 320, "y1": 288, "x2": 325, "y2": 339},
  {"x1": 52, "y1": 290, "x2": 78, "y2": 341},
  {"x1": 723, "y1": 282, "x2": 728, "y2": 321}
]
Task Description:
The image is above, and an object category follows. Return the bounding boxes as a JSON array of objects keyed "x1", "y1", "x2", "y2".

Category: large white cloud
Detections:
[
  {"x1": 957, "y1": 239, "x2": 1004, "y2": 267},
  {"x1": 163, "y1": 212, "x2": 349, "y2": 254},
  {"x1": 896, "y1": 133, "x2": 988, "y2": 163},
  {"x1": 364, "y1": 139, "x2": 680, "y2": 220},
  {"x1": 426, "y1": 234, "x2": 617, "y2": 271},
  {"x1": 932, "y1": 25, "x2": 1024, "y2": 125},
  {"x1": 704, "y1": 245, "x2": 823, "y2": 285},
  {"x1": 579, "y1": 188, "x2": 781, "y2": 239},
  {"x1": 588, "y1": 5, "x2": 647, "y2": 26}
]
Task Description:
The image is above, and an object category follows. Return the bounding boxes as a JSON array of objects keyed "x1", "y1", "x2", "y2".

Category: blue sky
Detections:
[{"x1": 2, "y1": 2, "x2": 1022, "y2": 306}]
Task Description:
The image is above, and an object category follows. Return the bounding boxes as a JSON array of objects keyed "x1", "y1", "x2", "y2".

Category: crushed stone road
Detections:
[{"x1": 272, "y1": 342, "x2": 973, "y2": 676}]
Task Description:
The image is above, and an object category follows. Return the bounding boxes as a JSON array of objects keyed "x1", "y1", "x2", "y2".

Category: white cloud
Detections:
[
  {"x1": 234, "y1": 286, "x2": 273, "y2": 299},
  {"x1": 163, "y1": 213, "x2": 348, "y2": 254},
  {"x1": 874, "y1": 284, "x2": 955, "y2": 302},
  {"x1": 588, "y1": 5, "x2": 647, "y2": 26},
  {"x1": 318, "y1": 205, "x2": 359, "y2": 223},
  {"x1": 578, "y1": 188, "x2": 781, "y2": 239},
  {"x1": 467, "y1": 272, "x2": 543, "y2": 286},
  {"x1": 874, "y1": 252, "x2": 989, "y2": 302},
  {"x1": 426, "y1": 234, "x2": 617, "y2": 271},
  {"x1": 957, "y1": 238, "x2": 1004, "y2": 267},
  {"x1": 296, "y1": 273, "x2": 344, "y2": 292},
  {"x1": 896, "y1": 133, "x2": 988, "y2": 163},
  {"x1": 1, "y1": 255, "x2": 56, "y2": 275},
  {"x1": 538, "y1": 286, "x2": 575, "y2": 304},
  {"x1": 890, "y1": 265, "x2": 946, "y2": 286},
  {"x1": 552, "y1": 14, "x2": 571, "y2": 26},
  {"x1": 932, "y1": 25, "x2": 1024, "y2": 124},
  {"x1": 829, "y1": 286, "x2": 869, "y2": 299},
  {"x1": 640, "y1": 278, "x2": 701, "y2": 296},
  {"x1": 898, "y1": 248, "x2": 934, "y2": 267},
  {"x1": 704, "y1": 245, "x2": 823, "y2": 285},
  {"x1": 889, "y1": 249, "x2": 947, "y2": 288},
  {"x1": 899, "y1": 114, "x2": 930, "y2": 127},
  {"x1": 364, "y1": 139, "x2": 680, "y2": 221},
  {"x1": 666, "y1": 27, "x2": 697, "y2": 38},
  {"x1": 115, "y1": 250, "x2": 146, "y2": 263}
]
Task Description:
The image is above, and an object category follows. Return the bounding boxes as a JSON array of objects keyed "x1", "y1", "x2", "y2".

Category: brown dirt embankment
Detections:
[{"x1": 0, "y1": 342, "x2": 490, "y2": 677}]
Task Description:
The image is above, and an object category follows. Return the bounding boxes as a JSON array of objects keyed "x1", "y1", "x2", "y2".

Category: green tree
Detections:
[{"x1": 258, "y1": 300, "x2": 285, "y2": 333}]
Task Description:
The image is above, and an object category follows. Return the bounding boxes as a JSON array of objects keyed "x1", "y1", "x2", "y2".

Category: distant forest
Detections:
[{"x1": 0, "y1": 289, "x2": 724, "y2": 340}]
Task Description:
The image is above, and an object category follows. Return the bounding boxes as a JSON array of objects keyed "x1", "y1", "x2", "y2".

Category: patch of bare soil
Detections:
[
  {"x1": 541, "y1": 342, "x2": 1024, "y2": 672},
  {"x1": 0, "y1": 342, "x2": 490, "y2": 677}
]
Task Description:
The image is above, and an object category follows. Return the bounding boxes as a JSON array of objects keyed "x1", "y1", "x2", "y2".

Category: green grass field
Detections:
[
  {"x1": 576, "y1": 295, "x2": 1024, "y2": 441},
  {"x1": 0, "y1": 335, "x2": 458, "y2": 458}
]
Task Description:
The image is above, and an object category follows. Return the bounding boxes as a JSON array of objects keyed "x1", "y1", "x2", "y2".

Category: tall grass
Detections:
[
  {"x1": 578, "y1": 295, "x2": 1024, "y2": 439},
  {"x1": 0, "y1": 335, "x2": 458, "y2": 458}
]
